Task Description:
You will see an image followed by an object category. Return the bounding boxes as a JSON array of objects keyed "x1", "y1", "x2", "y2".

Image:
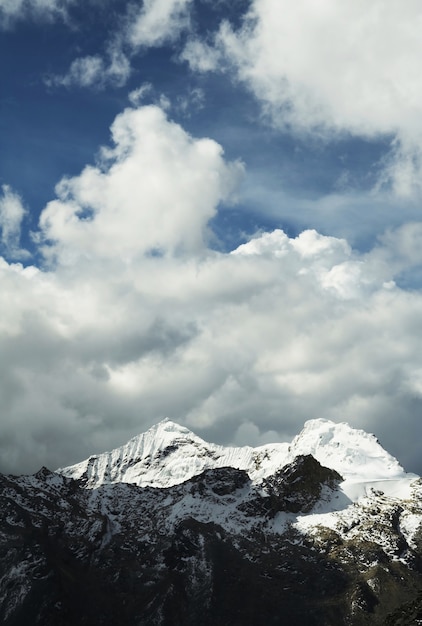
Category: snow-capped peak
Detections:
[
  {"x1": 289, "y1": 418, "x2": 405, "y2": 480},
  {"x1": 58, "y1": 417, "x2": 280, "y2": 488},
  {"x1": 147, "y1": 417, "x2": 192, "y2": 436}
]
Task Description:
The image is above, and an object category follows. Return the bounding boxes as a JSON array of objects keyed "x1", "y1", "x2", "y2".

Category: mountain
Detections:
[
  {"x1": 1, "y1": 419, "x2": 422, "y2": 625},
  {"x1": 57, "y1": 417, "x2": 406, "y2": 489}
]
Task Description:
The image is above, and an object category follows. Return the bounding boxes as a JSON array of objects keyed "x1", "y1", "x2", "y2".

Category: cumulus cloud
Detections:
[
  {"x1": 2, "y1": 103, "x2": 422, "y2": 478},
  {"x1": 38, "y1": 104, "x2": 243, "y2": 262},
  {"x1": 183, "y1": 0, "x2": 422, "y2": 197}
]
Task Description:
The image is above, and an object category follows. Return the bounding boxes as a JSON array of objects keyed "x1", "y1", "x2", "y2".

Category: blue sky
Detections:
[{"x1": 2, "y1": 0, "x2": 422, "y2": 475}]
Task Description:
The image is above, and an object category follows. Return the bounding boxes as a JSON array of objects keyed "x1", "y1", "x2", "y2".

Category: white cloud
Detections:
[
  {"x1": 0, "y1": 185, "x2": 29, "y2": 258},
  {"x1": 128, "y1": 83, "x2": 153, "y2": 107},
  {"x1": 215, "y1": 0, "x2": 422, "y2": 136},
  {"x1": 185, "y1": 0, "x2": 422, "y2": 197},
  {"x1": 128, "y1": 0, "x2": 193, "y2": 48},
  {"x1": 180, "y1": 38, "x2": 222, "y2": 72},
  {"x1": 39, "y1": 104, "x2": 243, "y2": 262},
  {"x1": 46, "y1": 47, "x2": 131, "y2": 90},
  {"x1": 56, "y1": 55, "x2": 104, "y2": 88}
]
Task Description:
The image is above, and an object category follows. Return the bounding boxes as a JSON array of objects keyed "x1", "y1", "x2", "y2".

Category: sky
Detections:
[{"x1": 1, "y1": 0, "x2": 422, "y2": 476}]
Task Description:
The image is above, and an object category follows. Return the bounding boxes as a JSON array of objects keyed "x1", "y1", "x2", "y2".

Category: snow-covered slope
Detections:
[
  {"x1": 57, "y1": 418, "x2": 417, "y2": 504},
  {"x1": 57, "y1": 418, "x2": 282, "y2": 488}
]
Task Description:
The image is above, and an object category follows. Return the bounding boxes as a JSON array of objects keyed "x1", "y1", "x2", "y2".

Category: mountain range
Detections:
[{"x1": 1, "y1": 418, "x2": 422, "y2": 625}]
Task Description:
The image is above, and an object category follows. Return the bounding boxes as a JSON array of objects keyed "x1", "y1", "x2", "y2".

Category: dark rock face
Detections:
[
  {"x1": 262, "y1": 454, "x2": 343, "y2": 513},
  {"x1": 1, "y1": 460, "x2": 422, "y2": 625},
  {"x1": 188, "y1": 466, "x2": 250, "y2": 496}
]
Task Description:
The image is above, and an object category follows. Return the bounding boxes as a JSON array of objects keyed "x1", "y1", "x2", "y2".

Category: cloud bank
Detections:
[
  {"x1": 3, "y1": 2, "x2": 422, "y2": 478},
  {"x1": 1, "y1": 103, "x2": 422, "y2": 476}
]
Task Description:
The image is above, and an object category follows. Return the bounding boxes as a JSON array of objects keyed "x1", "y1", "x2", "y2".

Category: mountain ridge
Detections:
[
  {"x1": 57, "y1": 417, "x2": 410, "y2": 491},
  {"x1": 1, "y1": 418, "x2": 422, "y2": 625}
]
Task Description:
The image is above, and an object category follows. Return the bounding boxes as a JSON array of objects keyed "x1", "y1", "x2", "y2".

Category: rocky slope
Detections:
[{"x1": 1, "y1": 419, "x2": 422, "y2": 625}]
